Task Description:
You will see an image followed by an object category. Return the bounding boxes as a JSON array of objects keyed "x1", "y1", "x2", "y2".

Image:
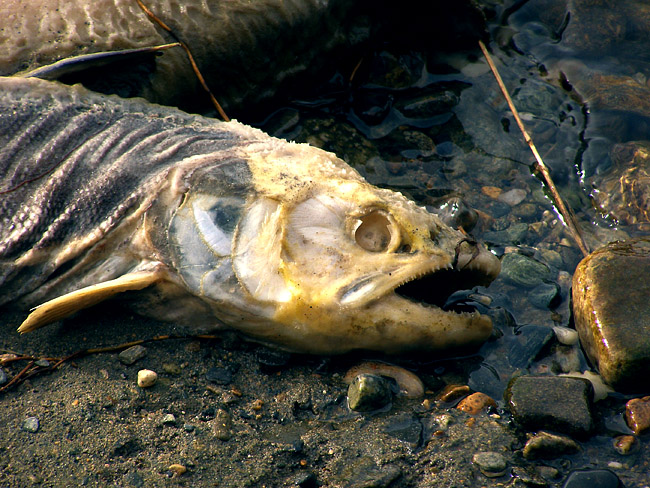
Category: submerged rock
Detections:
[
  {"x1": 590, "y1": 141, "x2": 650, "y2": 227},
  {"x1": 522, "y1": 431, "x2": 580, "y2": 460},
  {"x1": 624, "y1": 395, "x2": 650, "y2": 435},
  {"x1": 504, "y1": 375, "x2": 594, "y2": 437},
  {"x1": 573, "y1": 238, "x2": 650, "y2": 391},
  {"x1": 562, "y1": 468, "x2": 623, "y2": 488}
]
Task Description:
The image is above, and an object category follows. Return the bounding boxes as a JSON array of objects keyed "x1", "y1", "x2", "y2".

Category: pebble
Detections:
[
  {"x1": 344, "y1": 362, "x2": 424, "y2": 398},
  {"x1": 482, "y1": 186, "x2": 502, "y2": 199},
  {"x1": 212, "y1": 408, "x2": 232, "y2": 441},
  {"x1": 0, "y1": 367, "x2": 7, "y2": 385},
  {"x1": 529, "y1": 282, "x2": 561, "y2": 309},
  {"x1": 508, "y1": 325, "x2": 555, "y2": 369},
  {"x1": 161, "y1": 414, "x2": 176, "y2": 426},
  {"x1": 497, "y1": 188, "x2": 527, "y2": 206},
  {"x1": 34, "y1": 359, "x2": 51, "y2": 367},
  {"x1": 456, "y1": 392, "x2": 496, "y2": 415},
  {"x1": 624, "y1": 395, "x2": 650, "y2": 434},
  {"x1": 553, "y1": 327, "x2": 579, "y2": 346},
  {"x1": 500, "y1": 252, "x2": 551, "y2": 288},
  {"x1": 347, "y1": 374, "x2": 393, "y2": 412},
  {"x1": 505, "y1": 375, "x2": 594, "y2": 436},
  {"x1": 137, "y1": 369, "x2": 158, "y2": 388},
  {"x1": 168, "y1": 464, "x2": 187, "y2": 476},
  {"x1": 472, "y1": 451, "x2": 507, "y2": 477},
  {"x1": 206, "y1": 367, "x2": 233, "y2": 385},
  {"x1": 118, "y1": 345, "x2": 147, "y2": 365},
  {"x1": 561, "y1": 469, "x2": 623, "y2": 488},
  {"x1": 522, "y1": 431, "x2": 580, "y2": 459},
  {"x1": 612, "y1": 435, "x2": 638, "y2": 455},
  {"x1": 21, "y1": 416, "x2": 39, "y2": 433}
]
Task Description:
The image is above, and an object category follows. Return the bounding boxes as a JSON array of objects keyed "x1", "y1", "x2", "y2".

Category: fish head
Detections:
[{"x1": 167, "y1": 139, "x2": 500, "y2": 354}]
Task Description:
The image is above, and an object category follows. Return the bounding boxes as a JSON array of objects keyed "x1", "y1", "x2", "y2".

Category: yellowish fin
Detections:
[{"x1": 18, "y1": 271, "x2": 163, "y2": 333}]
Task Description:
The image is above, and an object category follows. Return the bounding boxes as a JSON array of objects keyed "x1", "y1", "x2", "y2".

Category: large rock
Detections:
[{"x1": 573, "y1": 239, "x2": 650, "y2": 391}]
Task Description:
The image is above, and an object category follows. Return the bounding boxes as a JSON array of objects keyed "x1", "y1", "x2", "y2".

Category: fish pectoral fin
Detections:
[
  {"x1": 18, "y1": 43, "x2": 181, "y2": 81},
  {"x1": 18, "y1": 270, "x2": 164, "y2": 334}
]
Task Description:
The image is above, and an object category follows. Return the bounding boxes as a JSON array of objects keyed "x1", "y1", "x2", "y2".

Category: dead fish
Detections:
[
  {"x1": 1, "y1": 0, "x2": 361, "y2": 112},
  {"x1": 0, "y1": 77, "x2": 500, "y2": 354}
]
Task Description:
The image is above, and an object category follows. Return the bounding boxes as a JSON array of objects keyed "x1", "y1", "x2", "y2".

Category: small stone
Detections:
[
  {"x1": 0, "y1": 367, "x2": 7, "y2": 385},
  {"x1": 137, "y1": 369, "x2": 157, "y2": 388},
  {"x1": 456, "y1": 392, "x2": 496, "y2": 415},
  {"x1": 344, "y1": 362, "x2": 424, "y2": 398},
  {"x1": 212, "y1": 408, "x2": 232, "y2": 441},
  {"x1": 183, "y1": 424, "x2": 195, "y2": 432},
  {"x1": 472, "y1": 451, "x2": 507, "y2": 478},
  {"x1": 508, "y1": 325, "x2": 555, "y2": 369},
  {"x1": 625, "y1": 395, "x2": 650, "y2": 434},
  {"x1": 497, "y1": 188, "x2": 527, "y2": 206},
  {"x1": 553, "y1": 327, "x2": 579, "y2": 346},
  {"x1": 482, "y1": 186, "x2": 502, "y2": 199},
  {"x1": 34, "y1": 359, "x2": 50, "y2": 367},
  {"x1": 501, "y1": 252, "x2": 551, "y2": 288},
  {"x1": 347, "y1": 374, "x2": 393, "y2": 412},
  {"x1": 161, "y1": 414, "x2": 176, "y2": 426},
  {"x1": 522, "y1": 431, "x2": 580, "y2": 459},
  {"x1": 435, "y1": 384, "x2": 470, "y2": 403},
  {"x1": 205, "y1": 367, "x2": 233, "y2": 385},
  {"x1": 529, "y1": 282, "x2": 561, "y2": 309},
  {"x1": 168, "y1": 464, "x2": 187, "y2": 476},
  {"x1": 22, "y1": 416, "x2": 39, "y2": 433},
  {"x1": 562, "y1": 469, "x2": 622, "y2": 488},
  {"x1": 505, "y1": 375, "x2": 594, "y2": 436},
  {"x1": 613, "y1": 434, "x2": 638, "y2": 455},
  {"x1": 118, "y1": 345, "x2": 147, "y2": 365}
]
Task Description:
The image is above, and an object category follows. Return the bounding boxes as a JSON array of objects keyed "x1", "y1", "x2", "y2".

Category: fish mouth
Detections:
[
  {"x1": 394, "y1": 267, "x2": 488, "y2": 314},
  {"x1": 392, "y1": 244, "x2": 500, "y2": 315}
]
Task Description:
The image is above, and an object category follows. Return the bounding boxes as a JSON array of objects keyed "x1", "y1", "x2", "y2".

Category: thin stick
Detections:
[
  {"x1": 478, "y1": 40, "x2": 589, "y2": 257},
  {"x1": 135, "y1": 0, "x2": 230, "y2": 122}
]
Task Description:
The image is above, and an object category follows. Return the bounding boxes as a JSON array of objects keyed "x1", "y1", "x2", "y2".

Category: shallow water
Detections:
[{"x1": 252, "y1": 0, "x2": 650, "y2": 469}]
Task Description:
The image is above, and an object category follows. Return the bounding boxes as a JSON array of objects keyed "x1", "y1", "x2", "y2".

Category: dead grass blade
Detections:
[{"x1": 478, "y1": 40, "x2": 589, "y2": 257}]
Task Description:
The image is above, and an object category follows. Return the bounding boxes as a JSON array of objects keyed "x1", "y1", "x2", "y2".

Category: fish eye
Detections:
[{"x1": 354, "y1": 210, "x2": 400, "y2": 252}]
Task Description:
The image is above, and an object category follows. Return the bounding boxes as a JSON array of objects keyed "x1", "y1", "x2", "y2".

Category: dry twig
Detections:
[
  {"x1": 135, "y1": 0, "x2": 230, "y2": 121},
  {"x1": 479, "y1": 40, "x2": 589, "y2": 257}
]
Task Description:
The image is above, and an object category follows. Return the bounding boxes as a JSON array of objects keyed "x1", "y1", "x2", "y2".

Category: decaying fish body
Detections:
[
  {"x1": 0, "y1": 77, "x2": 500, "y2": 354},
  {"x1": 0, "y1": 0, "x2": 359, "y2": 112}
]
